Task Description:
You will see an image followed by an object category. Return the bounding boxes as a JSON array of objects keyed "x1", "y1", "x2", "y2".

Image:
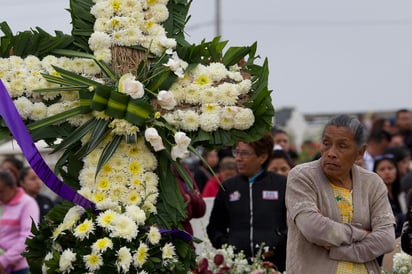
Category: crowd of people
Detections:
[{"x1": 1, "y1": 108, "x2": 411, "y2": 273}]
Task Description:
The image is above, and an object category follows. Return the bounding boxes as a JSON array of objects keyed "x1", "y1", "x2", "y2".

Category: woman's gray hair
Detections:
[{"x1": 322, "y1": 114, "x2": 367, "y2": 150}]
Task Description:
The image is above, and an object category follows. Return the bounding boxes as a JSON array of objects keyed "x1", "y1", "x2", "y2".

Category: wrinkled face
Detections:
[
  {"x1": 0, "y1": 180, "x2": 16, "y2": 204},
  {"x1": 20, "y1": 169, "x2": 43, "y2": 196},
  {"x1": 320, "y1": 126, "x2": 365, "y2": 181},
  {"x1": 267, "y1": 158, "x2": 291, "y2": 176},
  {"x1": 375, "y1": 159, "x2": 397, "y2": 185},
  {"x1": 233, "y1": 142, "x2": 268, "y2": 178},
  {"x1": 273, "y1": 133, "x2": 289, "y2": 151}
]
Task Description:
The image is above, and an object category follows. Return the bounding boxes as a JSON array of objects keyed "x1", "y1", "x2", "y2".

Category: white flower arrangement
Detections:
[
  {"x1": 385, "y1": 251, "x2": 412, "y2": 274},
  {"x1": 0, "y1": 0, "x2": 274, "y2": 272}
]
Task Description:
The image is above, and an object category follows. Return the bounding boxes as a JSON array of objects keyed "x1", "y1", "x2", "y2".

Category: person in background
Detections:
[
  {"x1": 373, "y1": 154, "x2": 405, "y2": 238},
  {"x1": 173, "y1": 164, "x2": 206, "y2": 237},
  {"x1": 390, "y1": 132, "x2": 406, "y2": 147},
  {"x1": 193, "y1": 149, "x2": 219, "y2": 193},
  {"x1": 0, "y1": 170, "x2": 40, "y2": 274},
  {"x1": 19, "y1": 167, "x2": 55, "y2": 220},
  {"x1": 202, "y1": 157, "x2": 238, "y2": 198},
  {"x1": 395, "y1": 109, "x2": 412, "y2": 156},
  {"x1": 207, "y1": 132, "x2": 287, "y2": 272},
  {"x1": 267, "y1": 149, "x2": 294, "y2": 177},
  {"x1": 0, "y1": 157, "x2": 23, "y2": 186},
  {"x1": 285, "y1": 114, "x2": 395, "y2": 274},
  {"x1": 362, "y1": 128, "x2": 391, "y2": 171},
  {"x1": 271, "y1": 127, "x2": 299, "y2": 165}
]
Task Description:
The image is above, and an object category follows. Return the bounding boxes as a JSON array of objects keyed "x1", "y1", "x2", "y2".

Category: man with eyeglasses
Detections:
[{"x1": 207, "y1": 132, "x2": 287, "y2": 272}]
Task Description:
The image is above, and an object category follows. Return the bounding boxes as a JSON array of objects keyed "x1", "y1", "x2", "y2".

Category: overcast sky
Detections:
[{"x1": 1, "y1": 0, "x2": 412, "y2": 114}]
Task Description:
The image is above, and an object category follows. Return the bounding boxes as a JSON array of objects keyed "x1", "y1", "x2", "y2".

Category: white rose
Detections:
[
  {"x1": 118, "y1": 73, "x2": 144, "y2": 99},
  {"x1": 157, "y1": 90, "x2": 177, "y2": 110},
  {"x1": 171, "y1": 145, "x2": 189, "y2": 161},
  {"x1": 174, "y1": 132, "x2": 191, "y2": 147},
  {"x1": 144, "y1": 128, "x2": 165, "y2": 151}
]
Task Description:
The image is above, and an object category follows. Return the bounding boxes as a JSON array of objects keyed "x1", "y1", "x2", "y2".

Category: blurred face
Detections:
[
  {"x1": 398, "y1": 157, "x2": 411, "y2": 177},
  {"x1": 397, "y1": 112, "x2": 411, "y2": 131},
  {"x1": 233, "y1": 142, "x2": 268, "y2": 178},
  {"x1": 375, "y1": 159, "x2": 397, "y2": 185},
  {"x1": 206, "y1": 150, "x2": 219, "y2": 168},
  {"x1": 273, "y1": 133, "x2": 289, "y2": 151},
  {"x1": 0, "y1": 181, "x2": 17, "y2": 204},
  {"x1": 267, "y1": 158, "x2": 291, "y2": 176},
  {"x1": 320, "y1": 126, "x2": 365, "y2": 182},
  {"x1": 20, "y1": 169, "x2": 43, "y2": 197},
  {"x1": 389, "y1": 135, "x2": 405, "y2": 147},
  {"x1": 220, "y1": 168, "x2": 238, "y2": 181}
]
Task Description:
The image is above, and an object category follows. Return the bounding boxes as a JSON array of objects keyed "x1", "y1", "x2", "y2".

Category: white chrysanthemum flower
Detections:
[
  {"x1": 52, "y1": 223, "x2": 66, "y2": 241},
  {"x1": 180, "y1": 110, "x2": 199, "y2": 131},
  {"x1": 91, "y1": 237, "x2": 113, "y2": 253},
  {"x1": 199, "y1": 87, "x2": 218, "y2": 104},
  {"x1": 90, "y1": 2, "x2": 113, "y2": 20},
  {"x1": 142, "y1": 200, "x2": 157, "y2": 214},
  {"x1": 219, "y1": 112, "x2": 235, "y2": 130},
  {"x1": 207, "y1": 62, "x2": 228, "y2": 82},
  {"x1": 74, "y1": 219, "x2": 95, "y2": 240},
  {"x1": 234, "y1": 108, "x2": 255, "y2": 130},
  {"x1": 109, "y1": 214, "x2": 138, "y2": 241},
  {"x1": 24, "y1": 55, "x2": 42, "y2": 70},
  {"x1": 201, "y1": 103, "x2": 220, "y2": 114},
  {"x1": 216, "y1": 83, "x2": 239, "y2": 105},
  {"x1": 94, "y1": 48, "x2": 112, "y2": 63},
  {"x1": 83, "y1": 252, "x2": 103, "y2": 271},
  {"x1": 162, "y1": 112, "x2": 180, "y2": 127},
  {"x1": 95, "y1": 199, "x2": 121, "y2": 211},
  {"x1": 116, "y1": 246, "x2": 133, "y2": 273},
  {"x1": 97, "y1": 209, "x2": 118, "y2": 229},
  {"x1": 199, "y1": 112, "x2": 220, "y2": 132},
  {"x1": 109, "y1": 119, "x2": 140, "y2": 136},
  {"x1": 238, "y1": 79, "x2": 252, "y2": 94},
  {"x1": 149, "y1": 4, "x2": 169, "y2": 22},
  {"x1": 126, "y1": 190, "x2": 142, "y2": 205},
  {"x1": 41, "y1": 55, "x2": 59, "y2": 72},
  {"x1": 139, "y1": 152, "x2": 157, "y2": 171},
  {"x1": 42, "y1": 251, "x2": 53, "y2": 274},
  {"x1": 162, "y1": 243, "x2": 177, "y2": 265},
  {"x1": 148, "y1": 226, "x2": 161, "y2": 245},
  {"x1": 125, "y1": 205, "x2": 146, "y2": 224},
  {"x1": 133, "y1": 242, "x2": 149, "y2": 267},
  {"x1": 59, "y1": 249, "x2": 77, "y2": 273},
  {"x1": 13, "y1": 97, "x2": 32, "y2": 119}
]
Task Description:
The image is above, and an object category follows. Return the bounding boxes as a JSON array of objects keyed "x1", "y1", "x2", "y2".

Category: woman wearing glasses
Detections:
[
  {"x1": 285, "y1": 114, "x2": 395, "y2": 274},
  {"x1": 207, "y1": 132, "x2": 287, "y2": 272}
]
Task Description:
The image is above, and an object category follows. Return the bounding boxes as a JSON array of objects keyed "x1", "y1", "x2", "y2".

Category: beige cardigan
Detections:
[{"x1": 285, "y1": 159, "x2": 396, "y2": 274}]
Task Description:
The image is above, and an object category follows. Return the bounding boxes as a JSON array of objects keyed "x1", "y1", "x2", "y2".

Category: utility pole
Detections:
[{"x1": 215, "y1": 0, "x2": 221, "y2": 36}]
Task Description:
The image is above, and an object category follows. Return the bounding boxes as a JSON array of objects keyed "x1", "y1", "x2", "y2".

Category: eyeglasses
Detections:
[
  {"x1": 232, "y1": 149, "x2": 255, "y2": 158},
  {"x1": 374, "y1": 154, "x2": 395, "y2": 161}
]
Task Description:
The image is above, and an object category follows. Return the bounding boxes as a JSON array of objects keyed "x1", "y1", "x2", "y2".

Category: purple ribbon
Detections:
[
  {"x1": 159, "y1": 228, "x2": 193, "y2": 241},
  {"x1": 0, "y1": 80, "x2": 95, "y2": 210}
]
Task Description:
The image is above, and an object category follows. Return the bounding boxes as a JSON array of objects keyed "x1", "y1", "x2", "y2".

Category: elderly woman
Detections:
[
  {"x1": 285, "y1": 114, "x2": 396, "y2": 274},
  {"x1": 0, "y1": 171, "x2": 39, "y2": 274},
  {"x1": 207, "y1": 132, "x2": 287, "y2": 271}
]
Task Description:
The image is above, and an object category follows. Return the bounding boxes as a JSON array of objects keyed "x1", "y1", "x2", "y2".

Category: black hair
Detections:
[{"x1": 0, "y1": 170, "x2": 17, "y2": 188}]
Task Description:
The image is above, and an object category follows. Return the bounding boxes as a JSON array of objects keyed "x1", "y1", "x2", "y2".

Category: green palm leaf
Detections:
[{"x1": 95, "y1": 134, "x2": 122, "y2": 177}]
